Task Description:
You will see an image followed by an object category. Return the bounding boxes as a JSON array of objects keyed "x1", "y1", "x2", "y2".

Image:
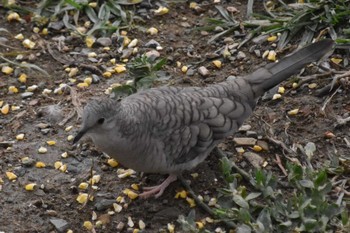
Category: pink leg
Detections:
[{"x1": 139, "y1": 174, "x2": 177, "y2": 199}]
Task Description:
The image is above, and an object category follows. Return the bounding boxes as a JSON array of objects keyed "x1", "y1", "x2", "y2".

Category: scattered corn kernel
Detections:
[
  {"x1": 196, "y1": 221, "x2": 204, "y2": 229},
  {"x1": 208, "y1": 197, "x2": 217, "y2": 206},
  {"x1": 66, "y1": 230, "x2": 73, "y2": 233},
  {"x1": 127, "y1": 216, "x2": 134, "y2": 227},
  {"x1": 205, "y1": 217, "x2": 214, "y2": 223},
  {"x1": 107, "y1": 158, "x2": 119, "y2": 167},
  {"x1": 123, "y1": 36, "x2": 131, "y2": 46},
  {"x1": 115, "y1": 66, "x2": 126, "y2": 73},
  {"x1": 54, "y1": 161, "x2": 63, "y2": 169},
  {"x1": 190, "y1": 173, "x2": 199, "y2": 178},
  {"x1": 46, "y1": 140, "x2": 56, "y2": 146},
  {"x1": 139, "y1": 220, "x2": 146, "y2": 230},
  {"x1": 212, "y1": 60, "x2": 222, "y2": 68},
  {"x1": 16, "y1": 133, "x2": 25, "y2": 140},
  {"x1": 59, "y1": 165, "x2": 67, "y2": 173},
  {"x1": 7, "y1": 12, "x2": 21, "y2": 22},
  {"x1": 181, "y1": 66, "x2": 188, "y2": 73},
  {"x1": 33, "y1": 27, "x2": 40, "y2": 33},
  {"x1": 27, "y1": 85, "x2": 38, "y2": 92},
  {"x1": 84, "y1": 77, "x2": 92, "y2": 85},
  {"x1": 2, "y1": 66, "x2": 13, "y2": 74},
  {"x1": 267, "y1": 50, "x2": 277, "y2": 61},
  {"x1": 113, "y1": 203, "x2": 123, "y2": 213},
  {"x1": 77, "y1": 193, "x2": 89, "y2": 204},
  {"x1": 123, "y1": 189, "x2": 139, "y2": 200},
  {"x1": 88, "y1": 52, "x2": 97, "y2": 58},
  {"x1": 42, "y1": 88, "x2": 52, "y2": 94},
  {"x1": 267, "y1": 36, "x2": 277, "y2": 42},
  {"x1": 167, "y1": 223, "x2": 175, "y2": 233},
  {"x1": 1, "y1": 104, "x2": 10, "y2": 115},
  {"x1": 253, "y1": 145, "x2": 263, "y2": 152},
  {"x1": 91, "y1": 174, "x2": 101, "y2": 184},
  {"x1": 6, "y1": 171, "x2": 17, "y2": 180},
  {"x1": 288, "y1": 108, "x2": 299, "y2": 116},
  {"x1": 133, "y1": 229, "x2": 140, "y2": 233},
  {"x1": 117, "y1": 168, "x2": 136, "y2": 178},
  {"x1": 131, "y1": 183, "x2": 139, "y2": 191},
  {"x1": 14, "y1": 33, "x2": 24, "y2": 40},
  {"x1": 103, "y1": 71, "x2": 112, "y2": 78},
  {"x1": 68, "y1": 67, "x2": 79, "y2": 77},
  {"x1": 272, "y1": 93, "x2": 282, "y2": 100},
  {"x1": 8, "y1": 86, "x2": 18, "y2": 93},
  {"x1": 85, "y1": 36, "x2": 95, "y2": 48},
  {"x1": 79, "y1": 182, "x2": 89, "y2": 190},
  {"x1": 110, "y1": 58, "x2": 116, "y2": 65},
  {"x1": 278, "y1": 86, "x2": 285, "y2": 94},
  {"x1": 25, "y1": 183, "x2": 36, "y2": 191},
  {"x1": 128, "y1": 39, "x2": 138, "y2": 48},
  {"x1": 116, "y1": 196, "x2": 125, "y2": 203},
  {"x1": 35, "y1": 161, "x2": 46, "y2": 168},
  {"x1": 67, "y1": 135, "x2": 74, "y2": 141},
  {"x1": 331, "y1": 57, "x2": 342, "y2": 64},
  {"x1": 292, "y1": 82, "x2": 299, "y2": 89},
  {"x1": 154, "y1": 6, "x2": 169, "y2": 15},
  {"x1": 42, "y1": 28, "x2": 48, "y2": 35},
  {"x1": 190, "y1": 2, "x2": 198, "y2": 9},
  {"x1": 38, "y1": 146, "x2": 47, "y2": 154},
  {"x1": 308, "y1": 83, "x2": 317, "y2": 89},
  {"x1": 61, "y1": 152, "x2": 69, "y2": 158},
  {"x1": 262, "y1": 50, "x2": 269, "y2": 59},
  {"x1": 22, "y1": 39, "x2": 36, "y2": 49},
  {"x1": 65, "y1": 126, "x2": 73, "y2": 132},
  {"x1": 186, "y1": 197, "x2": 196, "y2": 207},
  {"x1": 83, "y1": 221, "x2": 93, "y2": 230},
  {"x1": 175, "y1": 190, "x2": 187, "y2": 199},
  {"x1": 77, "y1": 82, "x2": 88, "y2": 88},
  {"x1": 147, "y1": 27, "x2": 158, "y2": 35},
  {"x1": 11, "y1": 105, "x2": 20, "y2": 111}
]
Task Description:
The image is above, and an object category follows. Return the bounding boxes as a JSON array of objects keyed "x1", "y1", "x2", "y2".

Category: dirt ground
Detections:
[{"x1": 0, "y1": 1, "x2": 349, "y2": 233}]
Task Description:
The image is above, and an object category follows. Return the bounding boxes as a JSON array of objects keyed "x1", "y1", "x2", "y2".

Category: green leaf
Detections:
[
  {"x1": 257, "y1": 208, "x2": 272, "y2": 232},
  {"x1": 303, "y1": 218, "x2": 317, "y2": 231},
  {"x1": 152, "y1": 58, "x2": 167, "y2": 71},
  {"x1": 314, "y1": 170, "x2": 327, "y2": 187},
  {"x1": 233, "y1": 194, "x2": 249, "y2": 209},
  {"x1": 238, "y1": 208, "x2": 252, "y2": 223},
  {"x1": 304, "y1": 142, "x2": 316, "y2": 159},
  {"x1": 111, "y1": 84, "x2": 136, "y2": 98},
  {"x1": 64, "y1": 0, "x2": 83, "y2": 10},
  {"x1": 236, "y1": 224, "x2": 252, "y2": 233},
  {"x1": 245, "y1": 192, "x2": 261, "y2": 201},
  {"x1": 341, "y1": 209, "x2": 349, "y2": 225}
]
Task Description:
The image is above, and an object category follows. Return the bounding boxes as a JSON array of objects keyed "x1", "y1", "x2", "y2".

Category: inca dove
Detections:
[{"x1": 74, "y1": 39, "x2": 334, "y2": 198}]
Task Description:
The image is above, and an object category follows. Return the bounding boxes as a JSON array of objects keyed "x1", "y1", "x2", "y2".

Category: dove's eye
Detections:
[{"x1": 97, "y1": 118, "x2": 105, "y2": 124}]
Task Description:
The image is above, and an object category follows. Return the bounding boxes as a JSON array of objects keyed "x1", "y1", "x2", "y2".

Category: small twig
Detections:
[
  {"x1": 320, "y1": 86, "x2": 340, "y2": 113},
  {"x1": 274, "y1": 154, "x2": 288, "y2": 176},
  {"x1": 266, "y1": 136, "x2": 294, "y2": 155},
  {"x1": 335, "y1": 116, "x2": 350, "y2": 127},
  {"x1": 178, "y1": 175, "x2": 236, "y2": 228}
]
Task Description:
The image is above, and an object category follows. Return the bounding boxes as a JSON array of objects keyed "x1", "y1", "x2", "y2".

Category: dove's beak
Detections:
[{"x1": 73, "y1": 128, "x2": 87, "y2": 144}]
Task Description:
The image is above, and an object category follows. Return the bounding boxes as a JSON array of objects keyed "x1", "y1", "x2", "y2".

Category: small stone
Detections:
[
  {"x1": 21, "y1": 92, "x2": 34, "y2": 99},
  {"x1": 198, "y1": 66, "x2": 209, "y2": 77},
  {"x1": 94, "y1": 199, "x2": 116, "y2": 211},
  {"x1": 254, "y1": 50, "x2": 261, "y2": 57},
  {"x1": 257, "y1": 140, "x2": 269, "y2": 151},
  {"x1": 117, "y1": 222, "x2": 125, "y2": 231},
  {"x1": 233, "y1": 137, "x2": 257, "y2": 146},
  {"x1": 50, "y1": 218, "x2": 69, "y2": 233},
  {"x1": 239, "y1": 124, "x2": 252, "y2": 131},
  {"x1": 236, "y1": 51, "x2": 246, "y2": 59},
  {"x1": 223, "y1": 37, "x2": 234, "y2": 44},
  {"x1": 145, "y1": 39, "x2": 160, "y2": 48},
  {"x1": 145, "y1": 50, "x2": 160, "y2": 60},
  {"x1": 186, "y1": 68, "x2": 195, "y2": 76},
  {"x1": 96, "y1": 37, "x2": 112, "y2": 47},
  {"x1": 246, "y1": 131, "x2": 258, "y2": 138},
  {"x1": 242, "y1": 152, "x2": 264, "y2": 169}
]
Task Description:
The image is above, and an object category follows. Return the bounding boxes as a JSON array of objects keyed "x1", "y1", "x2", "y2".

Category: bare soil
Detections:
[{"x1": 0, "y1": 1, "x2": 349, "y2": 233}]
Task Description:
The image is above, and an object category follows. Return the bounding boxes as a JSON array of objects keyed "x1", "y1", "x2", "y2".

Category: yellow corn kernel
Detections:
[
  {"x1": 77, "y1": 193, "x2": 89, "y2": 204},
  {"x1": 253, "y1": 145, "x2": 263, "y2": 152},
  {"x1": 83, "y1": 221, "x2": 93, "y2": 230},
  {"x1": 331, "y1": 57, "x2": 342, "y2": 64},
  {"x1": 288, "y1": 109, "x2": 299, "y2": 116},
  {"x1": 139, "y1": 220, "x2": 146, "y2": 230},
  {"x1": 292, "y1": 82, "x2": 299, "y2": 89},
  {"x1": 107, "y1": 158, "x2": 119, "y2": 167},
  {"x1": 110, "y1": 58, "x2": 116, "y2": 65},
  {"x1": 67, "y1": 135, "x2": 74, "y2": 141},
  {"x1": 190, "y1": 2, "x2": 198, "y2": 9},
  {"x1": 186, "y1": 197, "x2": 196, "y2": 207},
  {"x1": 131, "y1": 183, "x2": 139, "y2": 191},
  {"x1": 267, "y1": 50, "x2": 277, "y2": 61},
  {"x1": 196, "y1": 221, "x2": 204, "y2": 229},
  {"x1": 42, "y1": 28, "x2": 48, "y2": 35},
  {"x1": 272, "y1": 94, "x2": 282, "y2": 100},
  {"x1": 6, "y1": 171, "x2": 17, "y2": 180},
  {"x1": 8, "y1": 86, "x2": 18, "y2": 93},
  {"x1": 267, "y1": 36, "x2": 277, "y2": 42},
  {"x1": 15, "y1": 33, "x2": 24, "y2": 40},
  {"x1": 35, "y1": 161, "x2": 46, "y2": 168},
  {"x1": 212, "y1": 60, "x2": 222, "y2": 68},
  {"x1": 61, "y1": 152, "x2": 68, "y2": 158},
  {"x1": 175, "y1": 190, "x2": 187, "y2": 199},
  {"x1": 38, "y1": 146, "x2": 47, "y2": 154},
  {"x1": 147, "y1": 27, "x2": 158, "y2": 35},
  {"x1": 65, "y1": 126, "x2": 73, "y2": 132},
  {"x1": 84, "y1": 77, "x2": 92, "y2": 85},
  {"x1": 113, "y1": 203, "x2": 123, "y2": 212},
  {"x1": 7, "y1": 12, "x2": 21, "y2": 22},
  {"x1": 114, "y1": 66, "x2": 126, "y2": 74},
  {"x1": 128, "y1": 39, "x2": 138, "y2": 48},
  {"x1": 85, "y1": 36, "x2": 95, "y2": 48},
  {"x1": 103, "y1": 71, "x2": 112, "y2": 78},
  {"x1": 90, "y1": 174, "x2": 101, "y2": 184},
  {"x1": 22, "y1": 39, "x2": 36, "y2": 49},
  {"x1": 308, "y1": 83, "x2": 317, "y2": 89},
  {"x1": 16, "y1": 134, "x2": 25, "y2": 140},
  {"x1": 77, "y1": 82, "x2": 88, "y2": 88},
  {"x1": 2, "y1": 66, "x2": 13, "y2": 74},
  {"x1": 181, "y1": 66, "x2": 188, "y2": 73},
  {"x1": 79, "y1": 182, "x2": 89, "y2": 190},
  {"x1": 68, "y1": 68, "x2": 78, "y2": 77},
  {"x1": 154, "y1": 6, "x2": 169, "y2": 15},
  {"x1": 1, "y1": 104, "x2": 10, "y2": 115},
  {"x1": 11, "y1": 105, "x2": 20, "y2": 111},
  {"x1": 25, "y1": 183, "x2": 36, "y2": 191},
  {"x1": 278, "y1": 86, "x2": 285, "y2": 94},
  {"x1": 167, "y1": 223, "x2": 175, "y2": 233},
  {"x1": 59, "y1": 164, "x2": 67, "y2": 172},
  {"x1": 46, "y1": 140, "x2": 56, "y2": 146},
  {"x1": 54, "y1": 161, "x2": 63, "y2": 169},
  {"x1": 123, "y1": 36, "x2": 131, "y2": 46}
]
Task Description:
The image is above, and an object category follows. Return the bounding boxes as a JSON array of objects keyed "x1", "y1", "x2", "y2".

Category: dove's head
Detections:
[{"x1": 73, "y1": 98, "x2": 118, "y2": 144}]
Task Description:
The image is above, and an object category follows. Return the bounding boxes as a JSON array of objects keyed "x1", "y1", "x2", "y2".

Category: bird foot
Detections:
[{"x1": 139, "y1": 174, "x2": 177, "y2": 199}]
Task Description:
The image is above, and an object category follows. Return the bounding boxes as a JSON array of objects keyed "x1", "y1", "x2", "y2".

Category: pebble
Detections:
[
  {"x1": 246, "y1": 131, "x2": 258, "y2": 138},
  {"x1": 198, "y1": 66, "x2": 209, "y2": 77},
  {"x1": 145, "y1": 50, "x2": 160, "y2": 60},
  {"x1": 21, "y1": 92, "x2": 34, "y2": 99},
  {"x1": 236, "y1": 51, "x2": 246, "y2": 60},
  {"x1": 224, "y1": 37, "x2": 234, "y2": 44},
  {"x1": 233, "y1": 137, "x2": 257, "y2": 146},
  {"x1": 257, "y1": 140, "x2": 269, "y2": 151},
  {"x1": 50, "y1": 218, "x2": 69, "y2": 233},
  {"x1": 94, "y1": 199, "x2": 116, "y2": 211},
  {"x1": 96, "y1": 37, "x2": 112, "y2": 47},
  {"x1": 186, "y1": 68, "x2": 195, "y2": 76},
  {"x1": 239, "y1": 124, "x2": 252, "y2": 131},
  {"x1": 243, "y1": 152, "x2": 264, "y2": 169},
  {"x1": 254, "y1": 49, "x2": 261, "y2": 57},
  {"x1": 117, "y1": 222, "x2": 125, "y2": 231},
  {"x1": 145, "y1": 39, "x2": 160, "y2": 48}
]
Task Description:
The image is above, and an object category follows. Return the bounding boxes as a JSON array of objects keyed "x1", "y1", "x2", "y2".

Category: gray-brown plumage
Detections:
[{"x1": 74, "y1": 39, "x2": 334, "y2": 198}]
